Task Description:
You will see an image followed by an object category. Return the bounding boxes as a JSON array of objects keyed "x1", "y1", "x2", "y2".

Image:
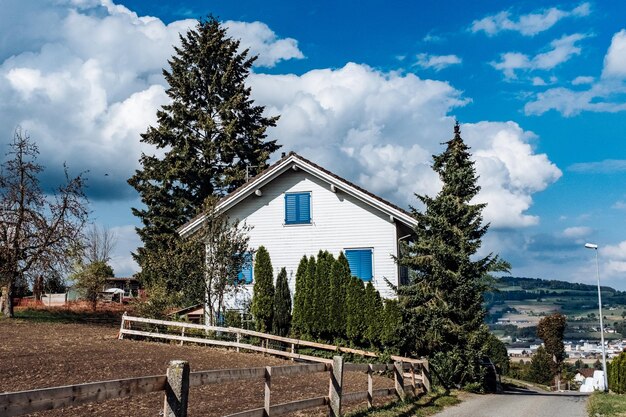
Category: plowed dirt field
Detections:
[{"x1": 0, "y1": 319, "x2": 396, "y2": 416}]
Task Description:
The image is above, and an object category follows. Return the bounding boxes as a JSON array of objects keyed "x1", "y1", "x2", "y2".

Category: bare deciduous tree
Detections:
[
  {"x1": 0, "y1": 128, "x2": 88, "y2": 317},
  {"x1": 70, "y1": 224, "x2": 117, "y2": 310},
  {"x1": 82, "y1": 224, "x2": 117, "y2": 264},
  {"x1": 193, "y1": 197, "x2": 252, "y2": 325}
]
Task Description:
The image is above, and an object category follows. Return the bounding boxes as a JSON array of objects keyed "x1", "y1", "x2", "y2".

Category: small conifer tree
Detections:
[
  {"x1": 291, "y1": 256, "x2": 309, "y2": 336},
  {"x1": 312, "y1": 250, "x2": 334, "y2": 338},
  {"x1": 251, "y1": 246, "x2": 274, "y2": 332},
  {"x1": 329, "y1": 253, "x2": 350, "y2": 338},
  {"x1": 363, "y1": 282, "x2": 384, "y2": 347},
  {"x1": 380, "y1": 299, "x2": 402, "y2": 350},
  {"x1": 301, "y1": 256, "x2": 317, "y2": 337},
  {"x1": 272, "y1": 267, "x2": 291, "y2": 337},
  {"x1": 345, "y1": 277, "x2": 366, "y2": 344}
]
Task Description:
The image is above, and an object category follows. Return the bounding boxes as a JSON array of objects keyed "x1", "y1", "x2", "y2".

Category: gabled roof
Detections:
[{"x1": 178, "y1": 152, "x2": 417, "y2": 237}]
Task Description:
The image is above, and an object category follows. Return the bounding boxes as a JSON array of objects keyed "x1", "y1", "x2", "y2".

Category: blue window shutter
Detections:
[
  {"x1": 285, "y1": 194, "x2": 297, "y2": 224},
  {"x1": 345, "y1": 249, "x2": 372, "y2": 281},
  {"x1": 285, "y1": 192, "x2": 310, "y2": 224},
  {"x1": 360, "y1": 250, "x2": 373, "y2": 281},
  {"x1": 298, "y1": 193, "x2": 310, "y2": 223},
  {"x1": 237, "y1": 252, "x2": 253, "y2": 284}
]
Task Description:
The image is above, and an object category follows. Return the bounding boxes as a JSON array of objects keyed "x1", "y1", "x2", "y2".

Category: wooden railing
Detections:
[
  {"x1": 117, "y1": 314, "x2": 430, "y2": 381},
  {"x1": 0, "y1": 357, "x2": 426, "y2": 417}
]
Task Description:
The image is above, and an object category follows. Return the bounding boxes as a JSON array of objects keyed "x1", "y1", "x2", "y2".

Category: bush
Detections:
[
  {"x1": 224, "y1": 310, "x2": 242, "y2": 328},
  {"x1": 527, "y1": 346, "x2": 554, "y2": 385}
]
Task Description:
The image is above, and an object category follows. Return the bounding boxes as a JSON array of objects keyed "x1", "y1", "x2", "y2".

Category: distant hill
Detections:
[
  {"x1": 486, "y1": 276, "x2": 626, "y2": 342},
  {"x1": 495, "y1": 276, "x2": 616, "y2": 293}
]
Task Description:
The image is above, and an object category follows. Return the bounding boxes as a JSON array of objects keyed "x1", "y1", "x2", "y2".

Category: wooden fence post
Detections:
[
  {"x1": 118, "y1": 312, "x2": 126, "y2": 340},
  {"x1": 410, "y1": 363, "x2": 416, "y2": 395},
  {"x1": 264, "y1": 366, "x2": 272, "y2": 417},
  {"x1": 236, "y1": 331, "x2": 241, "y2": 353},
  {"x1": 394, "y1": 361, "x2": 405, "y2": 401},
  {"x1": 367, "y1": 364, "x2": 373, "y2": 409},
  {"x1": 421, "y1": 361, "x2": 431, "y2": 393},
  {"x1": 163, "y1": 360, "x2": 190, "y2": 417},
  {"x1": 328, "y1": 356, "x2": 344, "y2": 417},
  {"x1": 291, "y1": 343, "x2": 295, "y2": 362}
]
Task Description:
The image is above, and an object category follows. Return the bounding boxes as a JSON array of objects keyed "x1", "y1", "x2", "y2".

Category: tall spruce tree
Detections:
[
  {"x1": 251, "y1": 246, "x2": 274, "y2": 332},
  {"x1": 399, "y1": 122, "x2": 509, "y2": 385},
  {"x1": 128, "y1": 17, "x2": 280, "y2": 292},
  {"x1": 272, "y1": 267, "x2": 291, "y2": 337}
]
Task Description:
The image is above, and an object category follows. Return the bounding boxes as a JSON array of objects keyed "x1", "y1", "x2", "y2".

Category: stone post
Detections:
[
  {"x1": 394, "y1": 361, "x2": 405, "y2": 401},
  {"x1": 328, "y1": 356, "x2": 344, "y2": 417},
  {"x1": 163, "y1": 360, "x2": 190, "y2": 417},
  {"x1": 264, "y1": 366, "x2": 272, "y2": 417}
]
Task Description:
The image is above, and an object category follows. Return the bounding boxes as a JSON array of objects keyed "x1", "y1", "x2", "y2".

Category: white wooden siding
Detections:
[{"x1": 224, "y1": 169, "x2": 400, "y2": 304}]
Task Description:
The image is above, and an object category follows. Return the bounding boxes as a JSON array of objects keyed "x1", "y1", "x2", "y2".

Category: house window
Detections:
[
  {"x1": 237, "y1": 252, "x2": 253, "y2": 284},
  {"x1": 345, "y1": 249, "x2": 373, "y2": 282},
  {"x1": 285, "y1": 192, "x2": 311, "y2": 224}
]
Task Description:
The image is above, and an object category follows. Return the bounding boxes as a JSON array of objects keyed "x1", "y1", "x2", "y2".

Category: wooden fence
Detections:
[
  {"x1": 118, "y1": 314, "x2": 429, "y2": 381},
  {"x1": 0, "y1": 356, "x2": 427, "y2": 417}
]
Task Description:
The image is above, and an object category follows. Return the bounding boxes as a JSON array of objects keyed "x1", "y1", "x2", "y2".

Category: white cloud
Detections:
[
  {"x1": 108, "y1": 224, "x2": 141, "y2": 277},
  {"x1": 250, "y1": 67, "x2": 561, "y2": 229},
  {"x1": 0, "y1": 1, "x2": 303, "y2": 200},
  {"x1": 472, "y1": 3, "x2": 591, "y2": 36},
  {"x1": 532, "y1": 77, "x2": 547, "y2": 86},
  {"x1": 525, "y1": 83, "x2": 626, "y2": 116},
  {"x1": 602, "y1": 29, "x2": 626, "y2": 79},
  {"x1": 603, "y1": 241, "x2": 626, "y2": 277},
  {"x1": 568, "y1": 159, "x2": 626, "y2": 173},
  {"x1": 224, "y1": 20, "x2": 304, "y2": 68},
  {"x1": 415, "y1": 54, "x2": 462, "y2": 71},
  {"x1": 465, "y1": 122, "x2": 562, "y2": 228},
  {"x1": 492, "y1": 34, "x2": 587, "y2": 79},
  {"x1": 572, "y1": 76, "x2": 594, "y2": 85},
  {"x1": 613, "y1": 201, "x2": 626, "y2": 210},
  {"x1": 562, "y1": 226, "x2": 592, "y2": 238},
  {"x1": 525, "y1": 29, "x2": 626, "y2": 116}
]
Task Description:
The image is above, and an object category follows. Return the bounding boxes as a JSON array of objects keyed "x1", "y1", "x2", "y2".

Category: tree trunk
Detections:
[
  {"x1": 2, "y1": 281, "x2": 15, "y2": 318},
  {"x1": 33, "y1": 275, "x2": 44, "y2": 301}
]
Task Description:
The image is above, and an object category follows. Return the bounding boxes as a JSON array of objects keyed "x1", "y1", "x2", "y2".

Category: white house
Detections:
[{"x1": 178, "y1": 152, "x2": 417, "y2": 310}]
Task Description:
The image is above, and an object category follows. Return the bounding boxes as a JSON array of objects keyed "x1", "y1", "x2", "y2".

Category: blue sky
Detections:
[{"x1": 1, "y1": 1, "x2": 626, "y2": 288}]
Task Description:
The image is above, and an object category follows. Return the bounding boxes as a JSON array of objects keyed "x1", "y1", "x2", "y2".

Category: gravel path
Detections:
[{"x1": 434, "y1": 386, "x2": 589, "y2": 417}]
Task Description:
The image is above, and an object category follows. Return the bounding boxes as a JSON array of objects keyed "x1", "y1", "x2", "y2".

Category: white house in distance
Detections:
[{"x1": 178, "y1": 152, "x2": 417, "y2": 310}]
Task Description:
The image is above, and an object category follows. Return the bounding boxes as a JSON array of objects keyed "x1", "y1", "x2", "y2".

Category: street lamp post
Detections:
[{"x1": 585, "y1": 242, "x2": 608, "y2": 392}]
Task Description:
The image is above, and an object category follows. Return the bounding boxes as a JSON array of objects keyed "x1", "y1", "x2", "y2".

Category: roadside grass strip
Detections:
[
  {"x1": 346, "y1": 389, "x2": 460, "y2": 417},
  {"x1": 588, "y1": 392, "x2": 626, "y2": 417}
]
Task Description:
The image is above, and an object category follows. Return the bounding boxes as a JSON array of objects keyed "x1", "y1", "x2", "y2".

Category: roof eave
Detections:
[{"x1": 178, "y1": 153, "x2": 418, "y2": 237}]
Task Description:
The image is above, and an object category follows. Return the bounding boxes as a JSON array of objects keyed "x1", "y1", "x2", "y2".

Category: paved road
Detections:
[{"x1": 434, "y1": 386, "x2": 589, "y2": 417}]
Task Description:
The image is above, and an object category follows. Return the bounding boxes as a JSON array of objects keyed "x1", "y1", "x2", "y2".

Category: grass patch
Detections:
[
  {"x1": 501, "y1": 376, "x2": 551, "y2": 392},
  {"x1": 346, "y1": 389, "x2": 461, "y2": 417},
  {"x1": 13, "y1": 307, "x2": 123, "y2": 325},
  {"x1": 587, "y1": 391, "x2": 626, "y2": 417}
]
